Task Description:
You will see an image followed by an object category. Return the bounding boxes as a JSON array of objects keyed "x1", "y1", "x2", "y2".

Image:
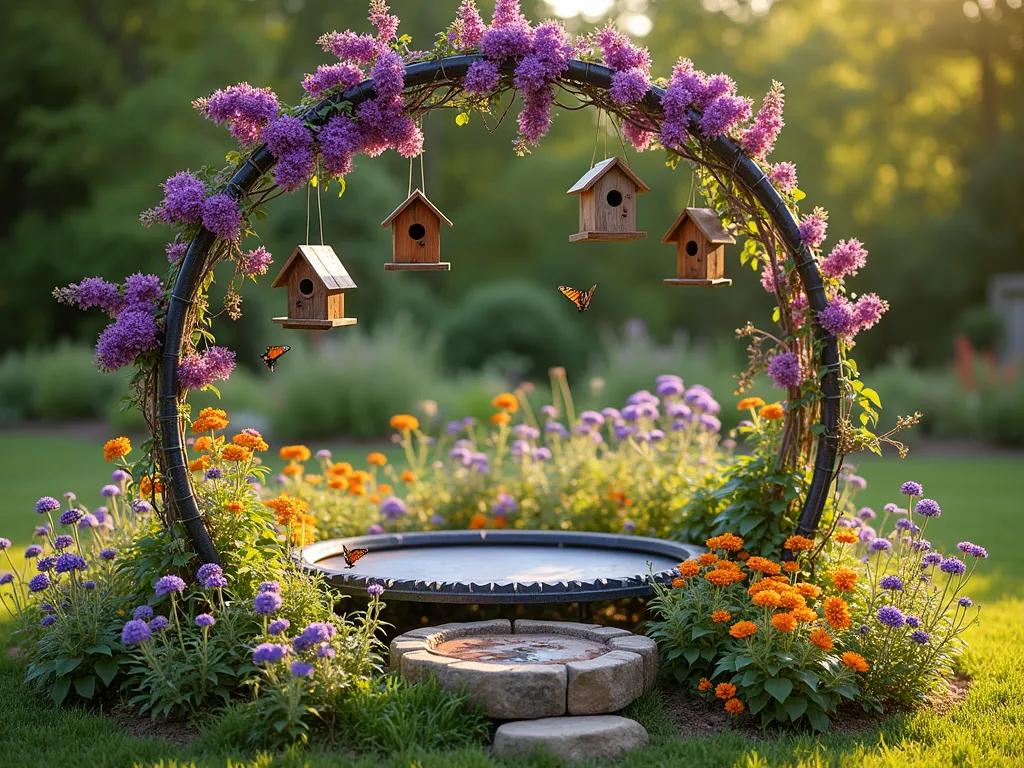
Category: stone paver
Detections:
[
  {"x1": 566, "y1": 650, "x2": 644, "y2": 715},
  {"x1": 492, "y1": 716, "x2": 649, "y2": 761},
  {"x1": 443, "y1": 661, "x2": 567, "y2": 719},
  {"x1": 606, "y1": 635, "x2": 658, "y2": 692}
]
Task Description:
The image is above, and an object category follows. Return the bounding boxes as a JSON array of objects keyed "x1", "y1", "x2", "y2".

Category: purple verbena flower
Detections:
[
  {"x1": 910, "y1": 630, "x2": 930, "y2": 645},
  {"x1": 291, "y1": 661, "x2": 315, "y2": 678},
  {"x1": 767, "y1": 352, "x2": 802, "y2": 388},
  {"x1": 253, "y1": 643, "x2": 289, "y2": 665},
  {"x1": 957, "y1": 541, "x2": 988, "y2": 559},
  {"x1": 958, "y1": 597, "x2": 973, "y2": 608},
  {"x1": 154, "y1": 575, "x2": 186, "y2": 596},
  {"x1": 381, "y1": 497, "x2": 407, "y2": 520},
  {"x1": 869, "y1": 538, "x2": 891, "y2": 554},
  {"x1": 59, "y1": 509, "x2": 83, "y2": 526},
  {"x1": 150, "y1": 615, "x2": 170, "y2": 631},
  {"x1": 906, "y1": 615, "x2": 921, "y2": 628},
  {"x1": 24, "y1": 545, "x2": 43, "y2": 558},
  {"x1": 196, "y1": 563, "x2": 223, "y2": 586},
  {"x1": 939, "y1": 557, "x2": 967, "y2": 576},
  {"x1": 921, "y1": 552, "x2": 943, "y2": 568},
  {"x1": 367, "y1": 583, "x2": 384, "y2": 597},
  {"x1": 880, "y1": 575, "x2": 904, "y2": 591},
  {"x1": 36, "y1": 557, "x2": 55, "y2": 572},
  {"x1": 877, "y1": 605, "x2": 906, "y2": 628},
  {"x1": 28, "y1": 574, "x2": 50, "y2": 592},
  {"x1": 254, "y1": 591, "x2": 283, "y2": 615},
  {"x1": 53, "y1": 535, "x2": 74, "y2": 550}
]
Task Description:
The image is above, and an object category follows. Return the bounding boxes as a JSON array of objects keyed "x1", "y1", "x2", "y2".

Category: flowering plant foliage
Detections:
[
  {"x1": 647, "y1": 482, "x2": 987, "y2": 730},
  {"x1": 45, "y1": 0, "x2": 905, "y2": 537}
]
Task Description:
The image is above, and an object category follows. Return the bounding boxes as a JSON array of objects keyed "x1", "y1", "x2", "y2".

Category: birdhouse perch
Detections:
[
  {"x1": 381, "y1": 189, "x2": 453, "y2": 271},
  {"x1": 567, "y1": 156, "x2": 650, "y2": 242},
  {"x1": 662, "y1": 208, "x2": 735, "y2": 287},
  {"x1": 270, "y1": 245, "x2": 358, "y2": 329}
]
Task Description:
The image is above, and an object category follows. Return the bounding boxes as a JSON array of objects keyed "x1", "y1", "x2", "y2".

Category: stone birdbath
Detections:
[{"x1": 391, "y1": 618, "x2": 657, "y2": 719}]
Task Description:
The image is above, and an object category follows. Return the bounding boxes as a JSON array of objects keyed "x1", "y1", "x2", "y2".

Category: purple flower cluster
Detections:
[
  {"x1": 939, "y1": 557, "x2": 967, "y2": 576},
  {"x1": 367, "y1": 583, "x2": 385, "y2": 597},
  {"x1": 195, "y1": 614, "x2": 216, "y2": 628},
  {"x1": 68, "y1": 278, "x2": 122, "y2": 317},
  {"x1": 36, "y1": 496, "x2": 61, "y2": 514},
  {"x1": 910, "y1": 630, "x2": 930, "y2": 645},
  {"x1": 740, "y1": 81, "x2": 784, "y2": 159},
  {"x1": 151, "y1": 615, "x2": 170, "y2": 631},
  {"x1": 492, "y1": 493, "x2": 518, "y2": 516},
  {"x1": 166, "y1": 241, "x2": 187, "y2": 265},
  {"x1": 596, "y1": 26, "x2": 652, "y2": 105},
  {"x1": 253, "y1": 643, "x2": 290, "y2": 665},
  {"x1": 254, "y1": 591, "x2": 283, "y2": 615},
  {"x1": 264, "y1": 115, "x2": 316, "y2": 192},
  {"x1": 160, "y1": 172, "x2": 206, "y2": 225},
  {"x1": 177, "y1": 346, "x2": 237, "y2": 391},
  {"x1": 269, "y1": 618, "x2": 291, "y2": 635},
  {"x1": 799, "y1": 207, "x2": 829, "y2": 250},
  {"x1": 302, "y1": 62, "x2": 364, "y2": 99},
  {"x1": 28, "y1": 574, "x2": 50, "y2": 593},
  {"x1": 203, "y1": 82, "x2": 280, "y2": 144},
  {"x1": 820, "y1": 238, "x2": 867, "y2": 280},
  {"x1": 320, "y1": 113, "x2": 364, "y2": 177},
  {"x1": 121, "y1": 619, "x2": 151, "y2": 645},
  {"x1": 448, "y1": 0, "x2": 486, "y2": 49},
  {"x1": 914, "y1": 499, "x2": 942, "y2": 518},
  {"x1": 766, "y1": 352, "x2": 802, "y2": 389},
  {"x1": 154, "y1": 574, "x2": 186, "y2": 596},
  {"x1": 879, "y1": 575, "x2": 904, "y2": 591},
  {"x1": 481, "y1": 0, "x2": 534, "y2": 60},
  {"x1": 95, "y1": 307, "x2": 160, "y2": 372},
  {"x1": 877, "y1": 605, "x2": 906, "y2": 628},
  {"x1": 513, "y1": 23, "x2": 570, "y2": 148},
  {"x1": 817, "y1": 297, "x2": 858, "y2": 339},
  {"x1": 381, "y1": 496, "x2": 407, "y2": 519},
  {"x1": 134, "y1": 605, "x2": 154, "y2": 621},
  {"x1": 292, "y1": 622, "x2": 336, "y2": 653},
  {"x1": 200, "y1": 194, "x2": 243, "y2": 241},
  {"x1": 291, "y1": 661, "x2": 315, "y2": 678},
  {"x1": 900, "y1": 481, "x2": 924, "y2": 496},
  {"x1": 853, "y1": 293, "x2": 889, "y2": 332},
  {"x1": 54, "y1": 553, "x2": 87, "y2": 573},
  {"x1": 196, "y1": 563, "x2": 223, "y2": 587},
  {"x1": 957, "y1": 541, "x2": 988, "y2": 559},
  {"x1": 241, "y1": 246, "x2": 273, "y2": 278},
  {"x1": 769, "y1": 162, "x2": 799, "y2": 193}
]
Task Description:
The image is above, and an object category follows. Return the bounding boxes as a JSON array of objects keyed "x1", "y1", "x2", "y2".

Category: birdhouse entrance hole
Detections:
[
  {"x1": 606, "y1": 189, "x2": 623, "y2": 207},
  {"x1": 408, "y1": 223, "x2": 426, "y2": 240},
  {"x1": 298, "y1": 278, "x2": 315, "y2": 297},
  {"x1": 686, "y1": 240, "x2": 699, "y2": 256}
]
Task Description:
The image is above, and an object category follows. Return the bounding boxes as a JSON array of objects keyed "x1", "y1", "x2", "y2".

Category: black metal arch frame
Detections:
[{"x1": 159, "y1": 56, "x2": 841, "y2": 565}]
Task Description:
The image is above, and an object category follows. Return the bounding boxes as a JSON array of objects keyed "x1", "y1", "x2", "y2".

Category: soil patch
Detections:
[
  {"x1": 108, "y1": 704, "x2": 200, "y2": 747},
  {"x1": 660, "y1": 673, "x2": 971, "y2": 739}
]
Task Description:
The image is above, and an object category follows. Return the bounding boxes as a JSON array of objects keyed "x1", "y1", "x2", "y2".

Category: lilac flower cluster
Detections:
[
  {"x1": 820, "y1": 238, "x2": 867, "y2": 280},
  {"x1": 766, "y1": 352, "x2": 802, "y2": 389},
  {"x1": 177, "y1": 346, "x2": 237, "y2": 391},
  {"x1": 448, "y1": 0, "x2": 486, "y2": 50},
  {"x1": 740, "y1": 81, "x2": 784, "y2": 159},
  {"x1": 302, "y1": 62, "x2": 364, "y2": 99},
  {"x1": 596, "y1": 25, "x2": 652, "y2": 106},
  {"x1": 264, "y1": 115, "x2": 316, "y2": 192},
  {"x1": 241, "y1": 246, "x2": 273, "y2": 278},
  {"x1": 202, "y1": 82, "x2": 280, "y2": 144},
  {"x1": 799, "y1": 207, "x2": 829, "y2": 250}
]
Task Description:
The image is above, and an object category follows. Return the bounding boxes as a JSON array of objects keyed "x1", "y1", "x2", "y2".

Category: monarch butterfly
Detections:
[
  {"x1": 261, "y1": 345, "x2": 291, "y2": 372},
  {"x1": 342, "y1": 544, "x2": 369, "y2": 569},
  {"x1": 557, "y1": 284, "x2": 597, "y2": 313}
]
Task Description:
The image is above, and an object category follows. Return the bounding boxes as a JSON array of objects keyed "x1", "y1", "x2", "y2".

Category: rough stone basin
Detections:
[{"x1": 391, "y1": 619, "x2": 657, "y2": 719}]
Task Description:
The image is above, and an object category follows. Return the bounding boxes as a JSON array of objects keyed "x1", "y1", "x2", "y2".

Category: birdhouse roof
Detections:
[
  {"x1": 662, "y1": 208, "x2": 737, "y2": 245},
  {"x1": 566, "y1": 156, "x2": 651, "y2": 196},
  {"x1": 380, "y1": 189, "x2": 453, "y2": 228},
  {"x1": 270, "y1": 245, "x2": 357, "y2": 292}
]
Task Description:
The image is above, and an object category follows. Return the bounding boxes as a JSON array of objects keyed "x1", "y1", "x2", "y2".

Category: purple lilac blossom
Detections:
[
  {"x1": 241, "y1": 246, "x2": 273, "y2": 278},
  {"x1": 820, "y1": 239, "x2": 867, "y2": 280},
  {"x1": 302, "y1": 62, "x2": 363, "y2": 98},
  {"x1": 740, "y1": 80, "x2": 784, "y2": 159},
  {"x1": 769, "y1": 163, "x2": 798, "y2": 192},
  {"x1": 160, "y1": 172, "x2": 206, "y2": 224},
  {"x1": 798, "y1": 208, "x2": 828, "y2": 249},
  {"x1": 921, "y1": 552, "x2": 943, "y2": 567},
  {"x1": 166, "y1": 242, "x2": 187, "y2": 264},
  {"x1": 767, "y1": 352, "x2": 802, "y2": 388},
  {"x1": 263, "y1": 115, "x2": 316, "y2": 192},
  {"x1": 112, "y1": 469, "x2": 131, "y2": 482},
  {"x1": 69, "y1": 278, "x2": 122, "y2": 316},
  {"x1": 319, "y1": 113, "x2": 363, "y2": 177},
  {"x1": 818, "y1": 299, "x2": 858, "y2": 338},
  {"x1": 877, "y1": 605, "x2": 906, "y2": 628},
  {"x1": 317, "y1": 644, "x2": 336, "y2": 659},
  {"x1": 200, "y1": 195, "x2": 243, "y2": 241},
  {"x1": 205, "y1": 575, "x2": 227, "y2": 589},
  {"x1": 203, "y1": 82, "x2": 279, "y2": 144},
  {"x1": 154, "y1": 575, "x2": 186, "y2": 596},
  {"x1": 121, "y1": 620, "x2": 151, "y2": 645},
  {"x1": 464, "y1": 59, "x2": 502, "y2": 94},
  {"x1": 0, "y1": 573, "x2": 12, "y2": 585},
  {"x1": 368, "y1": 523, "x2": 385, "y2": 535},
  {"x1": 896, "y1": 518, "x2": 913, "y2": 531},
  {"x1": 853, "y1": 293, "x2": 888, "y2": 332},
  {"x1": 95, "y1": 309, "x2": 160, "y2": 372}
]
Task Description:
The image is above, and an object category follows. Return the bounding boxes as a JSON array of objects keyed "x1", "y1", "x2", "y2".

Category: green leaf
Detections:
[
  {"x1": 861, "y1": 387, "x2": 882, "y2": 408},
  {"x1": 172, "y1": 553, "x2": 194, "y2": 566},
  {"x1": 784, "y1": 695, "x2": 807, "y2": 721},
  {"x1": 51, "y1": 676, "x2": 72, "y2": 706},
  {"x1": 206, "y1": 383, "x2": 222, "y2": 399},
  {"x1": 73, "y1": 675, "x2": 96, "y2": 700},
  {"x1": 55, "y1": 657, "x2": 83, "y2": 677},
  {"x1": 764, "y1": 677, "x2": 794, "y2": 703},
  {"x1": 84, "y1": 644, "x2": 112, "y2": 656},
  {"x1": 734, "y1": 655, "x2": 754, "y2": 669},
  {"x1": 740, "y1": 668, "x2": 760, "y2": 687},
  {"x1": 682, "y1": 648, "x2": 700, "y2": 664},
  {"x1": 455, "y1": 112, "x2": 470, "y2": 126},
  {"x1": 665, "y1": 647, "x2": 683, "y2": 660},
  {"x1": 691, "y1": 627, "x2": 714, "y2": 639},
  {"x1": 739, "y1": 515, "x2": 763, "y2": 536},
  {"x1": 796, "y1": 669, "x2": 819, "y2": 691},
  {"x1": 748, "y1": 694, "x2": 770, "y2": 714},
  {"x1": 95, "y1": 658, "x2": 120, "y2": 687},
  {"x1": 806, "y1": 706, "x2": 830, "y2": 732}
]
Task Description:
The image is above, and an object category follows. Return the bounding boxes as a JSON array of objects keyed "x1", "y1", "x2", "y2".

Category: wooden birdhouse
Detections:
[
  {"x1": 662, "y1": 208, "x2": 735, "y2": 287},
  {"x1": 380, "y1": 189, "x2": 453, "y2": 271},
  {"x1": 270, "y1": 245, "x2": 357, "y2": 329},
  {"x1": 567, "y1": 156, "x2": 650, "y2": 242}
]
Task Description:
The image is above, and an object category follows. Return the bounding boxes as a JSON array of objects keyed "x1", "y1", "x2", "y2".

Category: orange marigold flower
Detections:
[
  {"x1": 712, "y1": 610, "x2": 731, "y2": 623},
  {"x1": 282, "y1": 462, "x2": 303, "y2": 477},
  {"x1": 779, "y1": 592, "x2": 806, "y2": 610},
  {"x1": 265, "y1": 494, "x2": 308, "y2": 527},
  {"x1": 705, "y1": 568, "x2": 742, "y2": 586},
  {"x1": 188, "y1": 457, "x2": 208, "y2": 472},
  {"x1": 784, "y1": 561, "x2": 801, "y2": 573},
  {"x1": 328, "y1": 478, "x2": 348, "y2": 490},
  {"x1": 279, "y1": 445, "x2": 311, "y2": 462},
  {"x1": 193, "y1": 407, "x2": 229, "y2": 433},
  {"x1": 469, "y1": 513, "x2": 489, "y2": 530},
  {"x1": 368, "y1": 493, "x2": 381, "y2": 504},
  {"x1": 737, "y1": 396, "x2": 765, "y2": 411},
  {"x1": 729, "y1": 621, "x2": 757, "y2": 639},
  {"x1": 678, "y1": 560, "x2": 701, "y2": 578},
  {"x1": 724, "y1": 697, "x2": 745, "y2": 715},
  {"x1": 390, "y1": 414, "x2": 420, "y2": 432},
  {"x1": 768, "y1": 575, "x2": 790, "y2": 584},
  {"x1": 349, "y1": 484, "x2": 367, "y2": 498},
  {"x1": 771, "y1": 612, "x2": 798, "y2": 632},
  {"x1": 305, "y1": 474, "x2": 323, "y2": 485},
  {"x1": 232, "y1": 431, "x2": 269, "y2": 452},
  {"x1": 225, "y1": 501, "x2": 244, "y2": 514},
  {"x1": 401, "y1": 470, "x2": 416, "y2": 483},
  {"x1": 831, "y1": 567, "x2": 858, "y2": 592},
  {"x1": 377, "y1": 483, "x2": 393, "y2": 495},
  {"x1": 823, "y1": 596, "x2": 852, "y2": 629},
  {"x1": 752, "y1": 590, "x2": 782, "y2": 608},
  {"x1": 194, "y1": 436, "x2": 214, "y2": 452},
  {"x1": 716, "y1": 559, "x2": 741, "y2": 572},
  {"x1": 367, "y1": 452, "x2": 387, "y2": 466},
  {"x1": 491, "y1": 412, "x2": 511, "y2": 425},
  {"x1": 698, "y1": 677, "x2": 712, "y2": 692},
  {"x1": 672, "y1": 577, "x2": 686, "y2": 588},
  {"x1": 607, "y1": 489, "x2": 625, "y2": 503},
  {"x1": 809, "y1": 628, "x2": 833, "y2": 651},
  {"x1": 221, "y1": 445, "x2": 252, "y2": 463},
  {"x1": 103, "y1": 437, "x2": 132, "y2": 462},
  {"x1": 797, "y1": 583, "x2": 822, "y2": 599},
  {"x1": 329, "y1": 461, "x2": 352, "y2": 476},
  {"x1": 835, "y1": 530, "x2": 859, "y2": 544},
  {"x1": 493, "y1": 515, "x2": 509, "y2": 529},
  {"x1": 698, "y1": 553, "x2": 719, "y2": 566},
  {"x1": 746, "y1": 557, "x2": 782, "y2": 576},
  {"x1": 351, "y1": 470, "x2": 371, "y2": 484},
  {"x1": 715, "y1": 682, "x2": 737, "y2": 700},
  {"x1": 491, "y1": 392, "x2": 519, "y2": 412},
  {"x1": 842, "y1": 651, "x2": 869, "y2": 673},
  {"x1": 706, "y1": 533, "x2": 744, "y2": 552},
  {"x1": 784, "y1": 535, "x2": 815, "y2": 552},
  {"x1": 748, "y1": 580, "x2": 777, "y2": 596},
  {"x1": 793, "y1": 607, "x2": 818, "y2": 623},
  {"x1": 759, "y1": 402, "x2": 785, "y2": 420}
]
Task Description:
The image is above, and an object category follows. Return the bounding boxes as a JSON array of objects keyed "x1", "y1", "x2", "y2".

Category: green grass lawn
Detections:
[{"x1": 1, "y1": 433, "x2": 1022, "y2": 766}]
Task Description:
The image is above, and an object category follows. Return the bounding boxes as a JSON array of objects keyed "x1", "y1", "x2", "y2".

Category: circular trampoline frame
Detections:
[{"x1": 158, "y1": 56, "x2": 841, "y2": 573}]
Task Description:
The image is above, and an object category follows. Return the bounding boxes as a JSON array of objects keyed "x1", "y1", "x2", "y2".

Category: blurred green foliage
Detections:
[{"x1": 2, "y1": 0, "x2": 1022, "y2": 371}]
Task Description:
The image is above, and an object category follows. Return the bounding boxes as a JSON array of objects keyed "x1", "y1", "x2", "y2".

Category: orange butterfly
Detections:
[
  {"x1": 558, "y1": 284, "x2": 597, "y2": 312},
  {"x1": 261, "y1": 345, "x2": 291, "y2": 372},
  {"x1": 342, "y1": 544, "x2": 369, "y2": 569}
]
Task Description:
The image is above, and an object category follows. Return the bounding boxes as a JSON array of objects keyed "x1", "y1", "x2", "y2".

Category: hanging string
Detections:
[
  {"x1": 591, "y1": 110, "x2": 602, "y2": 169},
  {"x1": 408, "y1": 156, "x2": 414, "y2": 197},
  {"x1": 611, "y1": 115, "x2": 630, "y2": 166},
  {"x1": 305, "y1": 178, "x2": 311, "y2": 245},
  {"x1": 316, "y1": 159, "x2": 324, "y2": 245},
  {"x1": 603, "y1": 113, "x2": 608, "y2": 160},
  {"x1": 418, "y1": 117, "x2": 426, "y2": 193}
]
